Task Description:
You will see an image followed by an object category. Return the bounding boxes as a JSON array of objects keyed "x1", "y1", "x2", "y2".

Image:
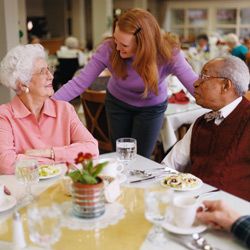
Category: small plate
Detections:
[
  {"x1": 162, "y1": 220, "x2": 207, "y2": 235},
  {"x1": 39, "y1": 164, "x2": 62, "y2": 180},
  {"x1": 161, "y1": 173, "x2": 203, "y2": 191},
  {"x1": 0, "y1": 195, "x2": 17, "y2": 213}
]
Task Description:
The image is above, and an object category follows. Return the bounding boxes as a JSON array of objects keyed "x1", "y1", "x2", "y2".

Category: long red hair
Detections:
[{"x1": 110, "y1": 8, "x2": 179, "y2": 97}]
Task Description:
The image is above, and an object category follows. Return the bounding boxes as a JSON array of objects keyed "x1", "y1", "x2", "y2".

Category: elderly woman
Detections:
[{"x1": 0, "y1": 44, "x2": 99, "y2": 174}]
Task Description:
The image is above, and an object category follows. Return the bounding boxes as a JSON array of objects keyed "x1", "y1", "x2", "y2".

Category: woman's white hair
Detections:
[
  {"x1": 217, "y1": 55, "x2": 249, "y2": 96},
  {"x1": 0, "y1": 44, "x2": 45, "y2": 91}
]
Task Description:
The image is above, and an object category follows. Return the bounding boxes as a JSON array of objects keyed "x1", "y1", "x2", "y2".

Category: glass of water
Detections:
[
  {"x1": 15, "y1": 159, "x2": 39, "y2": 202},
  {"x1": 144, "y1": 186, "x2": 173, "y2": 245},
  {"x1": 27, "y1": 203, "x2": 62, "y2": 250},
  {"x1": 116, "y1": 138, "x2": 137, "y2": 167}
]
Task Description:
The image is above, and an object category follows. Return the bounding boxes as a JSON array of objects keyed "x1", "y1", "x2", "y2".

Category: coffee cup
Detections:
[
  {"x1": 0, "y1": 184, "x2": 5, "y2": 206},
  {"x1": 96, "y1": 158, "x2": 124, "y2": 178},
  {"x1": 172, "y1": 196, "x2": 204, "y2": 228}
]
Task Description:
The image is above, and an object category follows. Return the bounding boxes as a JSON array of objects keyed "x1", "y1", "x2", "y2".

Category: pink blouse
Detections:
[{"x1": 0, "y1": 96, "x2": 99, "y2": 174}]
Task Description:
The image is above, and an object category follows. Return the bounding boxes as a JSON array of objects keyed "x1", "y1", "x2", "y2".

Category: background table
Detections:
[{"x1": 160, "y1": 102, "x2": 210, "y2": 152}]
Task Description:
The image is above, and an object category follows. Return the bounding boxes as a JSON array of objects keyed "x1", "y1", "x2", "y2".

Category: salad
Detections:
[{"x1": 39, "y1": 165, "x2": 60, "y2": 177}]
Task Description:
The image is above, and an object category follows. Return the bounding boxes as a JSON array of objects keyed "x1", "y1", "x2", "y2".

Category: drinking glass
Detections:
[
  {"x1": 15, "y1": 159, "x2": 39, "y2": 202},
  {"x1": 27, "y1": 204, "x2": 62, "y2": 250},
  {"x1": 144, "y1": 186, "x2": 173, "y2": 245},
  {"x1": 116, "y1": 138, "x2": 137, "y2": 168}
]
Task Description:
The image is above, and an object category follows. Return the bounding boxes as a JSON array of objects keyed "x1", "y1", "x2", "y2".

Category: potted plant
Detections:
[{"x1": 67, "y1": 152, "x2": 108, "y2": 218}]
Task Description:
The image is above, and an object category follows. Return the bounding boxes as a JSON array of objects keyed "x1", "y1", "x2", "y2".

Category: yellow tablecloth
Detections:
[{"x1": 0, "y1": 182, "x2": 151, "y2": 250}]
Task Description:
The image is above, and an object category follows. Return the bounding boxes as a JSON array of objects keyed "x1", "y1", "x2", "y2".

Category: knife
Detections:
[{"x1": 130, "y1": 174, "x2": 165, "y2": 183}]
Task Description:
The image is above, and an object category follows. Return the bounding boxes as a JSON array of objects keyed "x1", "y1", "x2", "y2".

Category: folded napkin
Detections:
[{"x1": 168, "y1": 90, "x2": 190, "y2": 104}]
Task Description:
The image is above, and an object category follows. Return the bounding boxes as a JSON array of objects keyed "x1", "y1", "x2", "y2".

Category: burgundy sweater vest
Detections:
[{"x1": 190, "y1": 97, "x2": 250, "y2": 201}]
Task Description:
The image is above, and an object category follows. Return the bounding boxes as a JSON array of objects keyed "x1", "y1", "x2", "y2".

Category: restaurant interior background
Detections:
[{"x1": 1, "y1": 0, "x2": 250, "y2": 104}]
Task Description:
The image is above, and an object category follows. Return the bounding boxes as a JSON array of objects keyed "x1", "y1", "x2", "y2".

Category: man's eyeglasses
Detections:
[
  {"x1": 199, "y1": 73, "x2": 230, "y2": 82},
  {"x1": 33, "y1": 65, "x2": 55, "y2": 76}
]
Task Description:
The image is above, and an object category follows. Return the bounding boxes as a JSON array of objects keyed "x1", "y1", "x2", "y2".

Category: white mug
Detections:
[
  {"x1": 96, "y1": 158, "x2": 124, "y2": 178},
  {"x1": 172, "y1": 196, "x2": 204, "y2": 228},
  {"x1": 0, "y1": 183, "x2": 5, "y2": 206}
]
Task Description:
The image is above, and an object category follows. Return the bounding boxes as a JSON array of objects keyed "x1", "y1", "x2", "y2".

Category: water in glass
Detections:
[
  {"x1": 15, "y1": 159, "x2": 39, "y2": 202},
  {"x1": 15, "y1": 159, "x2": 39, "y2": 185},
  {"x1": 116, "y1": 138, "x2": 137, "y2": 165}
]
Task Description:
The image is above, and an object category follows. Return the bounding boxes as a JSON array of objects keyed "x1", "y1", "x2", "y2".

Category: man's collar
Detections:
[{"x1": 219, "y1": 97, "x2": 242, "y2": 119}]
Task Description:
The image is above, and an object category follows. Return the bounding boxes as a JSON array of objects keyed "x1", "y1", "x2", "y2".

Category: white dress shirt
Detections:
[{"x1": 162, "y1": 97, "x2": 243, "y2": 172}]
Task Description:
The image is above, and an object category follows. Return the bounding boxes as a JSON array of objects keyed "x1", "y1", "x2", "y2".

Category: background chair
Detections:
[{"x1": 80, "y1": 89, "x2": 113, "y2": 153}]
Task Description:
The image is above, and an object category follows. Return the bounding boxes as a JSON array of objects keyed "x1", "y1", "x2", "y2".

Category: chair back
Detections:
[
  {"x1": 80, "y1": 89, "x2": 113, "y2": 153},
  {"x1": 53, "y1": 58, "x2": 80, "y2": 90}
]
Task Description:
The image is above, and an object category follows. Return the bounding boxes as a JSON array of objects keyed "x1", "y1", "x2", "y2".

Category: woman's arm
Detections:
[
  {"x1": 170, "y1": 50, "x2": 198, "y2": 96},
  {"x1": 53, "y1": 41, "x2": 112, "y2": 102}
]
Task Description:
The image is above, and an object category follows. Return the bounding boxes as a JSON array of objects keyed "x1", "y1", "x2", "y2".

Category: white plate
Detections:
[
  {"x1": 162, "y1": 220, "x2": 207, "y2": 235},
  {"x1": 160, "y1": 174, "x2": 203, "y2": 191},
  {"x1": 0, "y1": 195, "x2": 17, "y2": 213},
  {"x1": 39, "y1": 165, "x2": 62, "y2": 180}
]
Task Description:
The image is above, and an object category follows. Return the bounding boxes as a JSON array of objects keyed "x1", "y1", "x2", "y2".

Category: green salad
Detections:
[{"x1": 39, "y1": 165, "x2": 60, "y2": 177}]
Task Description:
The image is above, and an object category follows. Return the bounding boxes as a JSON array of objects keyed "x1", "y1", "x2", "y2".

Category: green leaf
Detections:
[
  {"x1": 92, "y1": 162, "x2": 108, "y2": 178},
  {"x1": 81, "y1": 174, "x2": 97, "y2": 184},
  {"x1": 67, "y1": 170, "x2": 82, "y2": 183},
  {"x1": 86, "y1": 160, "x2": 93, "y2": 173}
]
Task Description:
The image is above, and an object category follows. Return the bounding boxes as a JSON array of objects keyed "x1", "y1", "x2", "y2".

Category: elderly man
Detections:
[{"x1": 162, "y1": 55, "x2": 250, "y2": 201}]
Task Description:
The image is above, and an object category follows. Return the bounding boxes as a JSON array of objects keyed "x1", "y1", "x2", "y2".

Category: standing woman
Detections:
[{"x1": 53, "y1": 8, "x2": 197, "y2": 158}]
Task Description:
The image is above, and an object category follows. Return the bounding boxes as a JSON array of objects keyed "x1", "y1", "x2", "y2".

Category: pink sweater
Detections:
[{"x1": 0, "y1": 96, "x2": 99, "y2": 174}]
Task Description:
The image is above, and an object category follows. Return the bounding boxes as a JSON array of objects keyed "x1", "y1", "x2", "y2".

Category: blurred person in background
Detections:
[
  {"x1": 0, "y1": 44, "x2": 98, "y2": 174},
  {"x1": 186, "y1": 34, "x2": 211, "y2": 73},
  {"x1": 57, "y1": 36, "x2": 87, "y2": 67},
  {"x1": 224, "y1": 33, "x2": 248, "y2": 61},
  {"x1": 53, "y1": 8, "x2": 197, "y2": 159}
]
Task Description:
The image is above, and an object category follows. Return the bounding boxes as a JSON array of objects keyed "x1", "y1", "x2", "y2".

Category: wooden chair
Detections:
[{"x1": 80, "y1": 89, "x2": 113, "y2": 153}]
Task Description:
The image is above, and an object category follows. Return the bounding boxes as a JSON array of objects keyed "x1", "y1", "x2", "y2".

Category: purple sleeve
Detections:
[
  {"x1": 53, "y1": 41, "x2": 111, "y2": 101},
  {"x1": 169, "y1": 50, "x2": 198, "y2": 96}
]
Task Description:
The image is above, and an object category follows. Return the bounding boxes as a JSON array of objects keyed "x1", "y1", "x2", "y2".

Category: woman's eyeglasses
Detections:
[{"x1": 33, "y1": 65, "x2": 55, "y2": 76}]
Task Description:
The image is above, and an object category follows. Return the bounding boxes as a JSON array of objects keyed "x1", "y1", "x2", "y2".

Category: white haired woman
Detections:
[{"x1": 0, "y1": 44, "x2": 99, "y2": 174}]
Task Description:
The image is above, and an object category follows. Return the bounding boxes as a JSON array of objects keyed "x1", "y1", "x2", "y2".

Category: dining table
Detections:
[{"x1": 0, "y1": 153, "x2": 249, "y2": 250}]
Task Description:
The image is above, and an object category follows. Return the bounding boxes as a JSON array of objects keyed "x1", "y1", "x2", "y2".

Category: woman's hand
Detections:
[
  {"x1": 196, "y1": 200, "x2": 241, "y2": 231},
  {"x1": 25, "y1": 148, "x2": 53, "y2": 159}
]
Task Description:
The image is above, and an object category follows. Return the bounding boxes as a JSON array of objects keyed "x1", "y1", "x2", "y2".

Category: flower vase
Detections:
[{"x1": 71, "y1": 177, "x2": 105, "y2": 218}]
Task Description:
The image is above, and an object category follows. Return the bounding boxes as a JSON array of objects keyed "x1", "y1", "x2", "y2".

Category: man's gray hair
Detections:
[
  {"x1": 0, "y1": 44, "x2": 45, "y2": 91},
  {"x1": 217, "y1": 55, "x2": 249, "y2": 96}
]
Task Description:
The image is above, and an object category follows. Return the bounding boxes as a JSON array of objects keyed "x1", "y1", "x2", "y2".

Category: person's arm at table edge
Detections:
[{"x1": 161, "y1": 123, "x2": 193, "y2": 172}]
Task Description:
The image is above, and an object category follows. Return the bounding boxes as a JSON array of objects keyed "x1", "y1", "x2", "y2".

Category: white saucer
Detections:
[
  {"x1": 0, "y1": 195, "x2": 17, "y2": 213},
  {"x1": 161, "y1": 220, "x2": 207, "y2": 235}
]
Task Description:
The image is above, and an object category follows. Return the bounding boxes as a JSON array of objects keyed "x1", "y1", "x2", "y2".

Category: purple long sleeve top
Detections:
[{"x1": 53, "y1": 40, "x2": 197, "y2": 107}]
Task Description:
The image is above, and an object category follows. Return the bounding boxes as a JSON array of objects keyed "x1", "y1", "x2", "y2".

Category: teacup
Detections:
[
  {"x1": 172, "y1": 196, "x2": 204, "y2": 228},
  {"x1": 96, "y1": 158, "x2": 124, "y2": 178},
  {"x1": 0, "y1": 183, "x2": 5, "y2": 206}
]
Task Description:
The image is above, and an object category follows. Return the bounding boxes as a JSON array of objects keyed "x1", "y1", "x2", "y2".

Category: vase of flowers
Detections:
[{"x1": 67, "y1": 153, "x2": 108, "y2": 218}]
